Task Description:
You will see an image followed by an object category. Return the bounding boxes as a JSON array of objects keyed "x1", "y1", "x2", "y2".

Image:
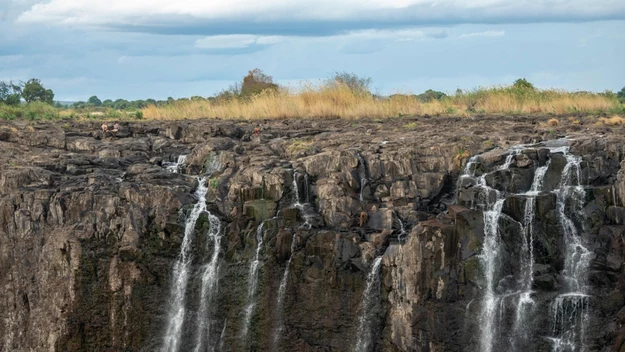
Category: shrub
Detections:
[
  {"x1": 513, "y1": 78, "x2": 535, "y2": 91},
  {"x1": 328, "y1": 72, "x2": 372, "y2": 94},
  {"x1": 241, "y1": 69, "x2": 279, "y2": 98},
  {"x1": 617, "y1": 87, "x2": 625, "y2": 104}
]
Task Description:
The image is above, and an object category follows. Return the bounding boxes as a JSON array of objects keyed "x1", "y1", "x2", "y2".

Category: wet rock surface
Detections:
[{"x1": 0, "y1": 116, "x2": 624, "y2": 351}]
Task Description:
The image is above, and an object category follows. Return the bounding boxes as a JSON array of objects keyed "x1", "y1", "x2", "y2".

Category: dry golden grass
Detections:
[
  {"x1": 141, "y1": 84, "x2": 621, "y2": 120},
  {"x1": 598, "y1": 115, "x2": 625, "y2": 126},
  {"x1": 547, "y1": 118, "x2": 559, "y2": 126}
]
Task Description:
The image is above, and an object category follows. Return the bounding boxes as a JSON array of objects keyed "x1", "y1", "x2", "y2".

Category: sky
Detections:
[{"x1": 0, "y1": 0, "x2": 624, "y2": 101}]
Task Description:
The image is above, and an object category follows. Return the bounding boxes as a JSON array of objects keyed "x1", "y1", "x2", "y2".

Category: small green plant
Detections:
[
  {"x1": 445, "y1": 107, "x2": 456, "y2": 114},
  {"x1": 209, "y1": 178, "x2": 219, "y2": 189},
  {"x1": 454, "y1": 147, "x2": 472, "y2": 167},
  {"x1": 135, "y1": 111, "x2": 143, "y2": 119},
  {"x1": 403, "y1": 122, "x2": 418, "y2": 129}
]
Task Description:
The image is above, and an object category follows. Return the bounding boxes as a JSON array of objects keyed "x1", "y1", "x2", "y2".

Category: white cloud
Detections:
[
  {"x1": 194, "y1": 34, "x2": 286, "y2": 49},
  {"x1": 16, "y1": 0, "x2": 625, "y2": 29},
  {"x1": 459, "y1": 30, "x2": 505, "y2": 38}
]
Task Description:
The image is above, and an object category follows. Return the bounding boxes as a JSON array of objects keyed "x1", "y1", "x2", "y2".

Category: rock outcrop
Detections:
[{"x1": 1, "y1": 116, "x2": 624, "y2": 351}]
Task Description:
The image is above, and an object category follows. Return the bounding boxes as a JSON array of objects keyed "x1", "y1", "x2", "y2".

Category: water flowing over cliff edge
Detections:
[{"x1": 1, "y1": 116, "x2": 625, "y2": 352}]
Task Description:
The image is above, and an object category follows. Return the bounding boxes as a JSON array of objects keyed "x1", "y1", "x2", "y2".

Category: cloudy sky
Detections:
[{"x1": 1, "y1": 0, "x2": 624, "y2": 101}]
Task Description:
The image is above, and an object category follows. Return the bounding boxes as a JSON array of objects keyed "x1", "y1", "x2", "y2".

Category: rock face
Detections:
[{"x1": 1, "y1": 116, "x2": 625, "y2": 352}]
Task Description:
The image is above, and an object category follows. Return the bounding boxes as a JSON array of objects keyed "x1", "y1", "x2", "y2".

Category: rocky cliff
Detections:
[{"x1": 1, "y1": 116, "x2": 624, "y2": 352}]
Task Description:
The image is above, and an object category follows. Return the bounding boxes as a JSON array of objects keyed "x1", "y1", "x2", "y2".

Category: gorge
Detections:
[{"x1": 1, "y1": 115, "x2": 625, "y2": 352}]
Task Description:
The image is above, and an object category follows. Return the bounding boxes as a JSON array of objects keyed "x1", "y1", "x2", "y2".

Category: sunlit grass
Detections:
[{"x1": 141, "y1": 83, "x2": 621, "y2": 120}]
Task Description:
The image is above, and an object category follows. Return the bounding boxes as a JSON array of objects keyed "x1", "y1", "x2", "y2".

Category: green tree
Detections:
[
  {"x1": 87, "y1": 95, "x2": 102, "y2": 107},
  {"x1": 617, "y1": 87, "x2": 625, "y2": 103},
  {"x1": 241, "y1": 68, "x2": 279, "y2": 97},
  {"x1": 113, "y1": 99, "x2": 129, "y2": 109},
  {"x1": 329, "y1": 72, "x2": 372, "y2": 93},
  {"x1": 0, "y1": 80, "x2": 22, "y2": 106},
  {"x1": 22, "y1": 79, "x2": 54, "y2": 104},
  {"x1": 512, "y1": 78, "x2": 535, "y2": 90},
  {"x1": 417, "y1": 89, "x2": 447, "y2": 102},
  {"x1": 102, "y1": 99, "x2": 114, "y2": 108},
  {"x1": 72, "y1": 101, "x2": 86, "y2": 109}
]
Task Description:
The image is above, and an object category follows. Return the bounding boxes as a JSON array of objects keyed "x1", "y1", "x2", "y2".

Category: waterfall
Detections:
[
  {"x1": 512, "y1": 159, "x2": 551, "y2": 344},
  {"x1": 193, "y1": 213, "x2": 223, "y2": 352},
  {"x1": 241, "y1": 222, "x2": 266, "y2": 344},
  {"x1": 292, "y1": 169, "x2": 313, "y2": 229},
  {"x1": 272, "y1": 235, "x2": 297, "y2": 350},
  {"x1": 354, "y1": 257, "x2": 383, "y2": 352},
  {"x1": 163, "y1": 155, "x2": 187, "y2": 174},
  {"x1": 461, "y1": 143, "x2": 592, "y2": 352},
  {"x1": 292, "y1": 170, "x2": 301, "y2": 206},
  {"x1": 162, "y1": 177, "x2": 208, "y2": 352},
  {"x1": 394, "y1": 211, "x2": 408, "y2": 244},
  {"x1": 499, "y1": 148, "x2": 522, "y2": 170},
  {"x1": 549, "y1": 152, "x2": 591, "y2": 351},
  {"x1": 479, "y1": 197, "x2": 505, "y2": 352}
]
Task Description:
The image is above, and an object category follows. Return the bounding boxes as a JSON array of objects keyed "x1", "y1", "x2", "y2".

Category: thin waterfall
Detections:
[
  {"x1": 163, "y1": 155, "x2": 187, "y2": 174},
  {"x1": 549, "y1": 152, "x2": 591, "y2": 351},
  {"x1": 272, "y1": 235, "x2": 297, "y2": 350},
  {"x1": 162, "y1": 177, "x2": 208, "y2": 352},
  {"x1": 193, "y1": 213, "x2": 223, "y2": 352},
  {"x1": 354, "y1": 257, "x2": 383, "y2": 352},
  {"x1": 394, "y1": 211, "x2": 407, "y2": 244},
  {"x1": 242, "y1": 222, "x2": 266, "y2": 344},
  {"x1": 292, "y1": 170, "x2": 301, "y2": 206},
  {"x1": 512, "y1": 159, "x2": 551, "y2": 344},
  {"x1": 218, "y1": 320, "x2": 227, "y2": 352},
  {"x1": 499, "y1": 148, "x2": 522, "y2": 170},
  {"x1": 479, "y1": 196, "x2": 505, "y2": 352},
  {"x1": 292, "y1": 169, "x2": 313, "y2": 229}
]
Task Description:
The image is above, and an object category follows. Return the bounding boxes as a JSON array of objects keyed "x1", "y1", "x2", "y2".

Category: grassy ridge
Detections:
[
  {"x1": 142, "y1": 84, "x2": 623, "y2": 120},
  {"x1": 0, "y1": 102, "x2": 143, "y2": 121}
]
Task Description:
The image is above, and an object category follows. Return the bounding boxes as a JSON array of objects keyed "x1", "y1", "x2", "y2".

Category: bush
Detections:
[
  {"x1": 328, "y1": 72, "x2": 372, "y2": 94},
  {"x1": 617, "y1": 87, "x2": 625, "y2": 104},
  {"x1": 0, "y1": 81, "x2": 22, "y2": 106},
  {"x1": 417, "y1": 89, "x2": 447, "y2": 103},
  {"x1": 513, "y1": 78, "x2": 535, "y2": 91},
  {"x1": 241, "y1": 68, "x2": 279, "y2": 97}
]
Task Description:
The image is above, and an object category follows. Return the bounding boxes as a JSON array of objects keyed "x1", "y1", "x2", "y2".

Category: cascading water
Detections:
[
  {"x1": 512, "y1": 159, "x2": 551, "y2": 345},
  {"x1": 272, "y1": 235, "x2": 297, "y2": 350},
  {"x1": 241, "y1": 222, "x2": 266, "y2": 344},
  {"x1": 163, "y1": 155, "x2": 187, "y2": 174},
  {"x1": 394, "y1": 211, "x2": 407, "y2": 244},
  {"x1": 291, "y1": 169, "x2": 314, "y2": 229},
  {"x1": 162, "y1": 177, "x2": 208, "y2": 352},
  {"x1": 292, "y1": 170, "x2": 301, "y2": 206},
  {"x1": 193, "y1": 213, "x2": 223, "y2": 352},
  {"x1": 460, "y1": 143, "x2": 592, "y2": 352},
  {"x1": 354, "y1": 257, "x2": 383, "y2": 352},
  {"x1": 549, "y1": 152, "x2": 591, "y2": 351}
]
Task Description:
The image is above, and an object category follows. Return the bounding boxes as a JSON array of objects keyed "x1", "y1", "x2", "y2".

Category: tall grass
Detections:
[{"x1": 142, "y1": 84, "x2": 622, "y2": 120}]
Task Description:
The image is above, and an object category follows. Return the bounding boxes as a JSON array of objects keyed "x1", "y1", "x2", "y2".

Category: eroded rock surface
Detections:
[{"x1": 1, "y1": 116, "x2": 624, "y2": 351}]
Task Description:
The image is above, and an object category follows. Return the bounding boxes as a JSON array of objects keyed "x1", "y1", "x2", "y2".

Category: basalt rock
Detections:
[{"x1": 1, "y1": 116, "x2": 625, "y2": 352}]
